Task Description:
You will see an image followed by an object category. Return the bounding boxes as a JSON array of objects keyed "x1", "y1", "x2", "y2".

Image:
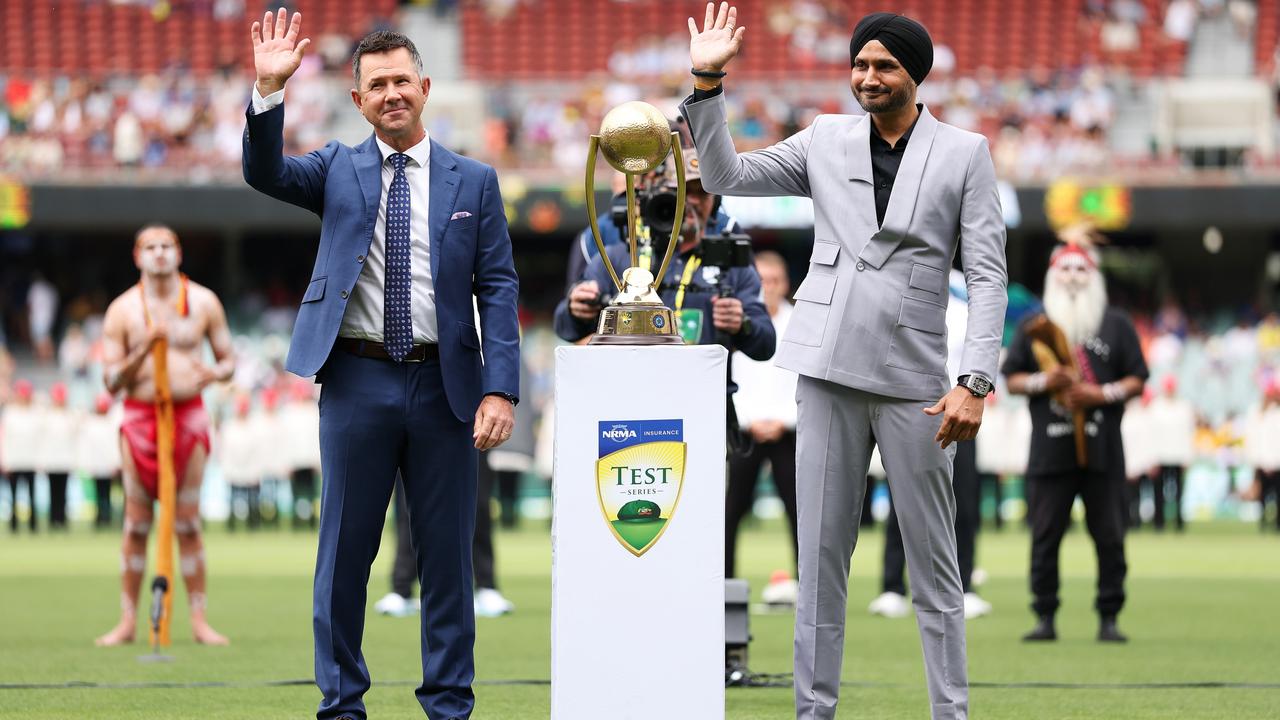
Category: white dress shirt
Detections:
[
  {"x1": 732, "y1": 301, "x2": 798, "y2": 429},
  {"x1": 252, "y1": 86, "x2": 438, "y2": 343}
]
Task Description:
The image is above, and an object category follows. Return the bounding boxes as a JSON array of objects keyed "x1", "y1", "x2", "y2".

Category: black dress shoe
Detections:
[
  {"x1": 1021, "y1": 615, "x2": 1057, "y2": 641},
  {"x1": 1098, "y1": 615, "x2": 1128, "y2": 643}
]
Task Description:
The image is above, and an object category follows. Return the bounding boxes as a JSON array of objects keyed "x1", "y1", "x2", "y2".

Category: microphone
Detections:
[{"x1": 149, "y1": 576, "x2": 169, "y2": 633}]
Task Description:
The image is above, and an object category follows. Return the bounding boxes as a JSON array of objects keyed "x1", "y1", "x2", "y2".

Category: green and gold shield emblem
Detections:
[{"x1": 596, "y1": 421, "x2": 686, "y2": 557}]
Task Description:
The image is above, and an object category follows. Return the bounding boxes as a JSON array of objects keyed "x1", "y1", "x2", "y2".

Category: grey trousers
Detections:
[{"x1": 794, "y1": 377, "x2": 968, "y2": 720}]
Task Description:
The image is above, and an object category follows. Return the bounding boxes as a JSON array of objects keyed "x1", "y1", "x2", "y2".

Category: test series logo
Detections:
[{"x1": 595, "y1": 420, "x2": 686, "y2": 557}]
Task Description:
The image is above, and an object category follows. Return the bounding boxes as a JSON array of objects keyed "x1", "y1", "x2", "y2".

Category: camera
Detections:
[
  {"x1": 700, "y1": 231, "x2": 753, "y2": 272},
  {"x1": 609, "y1": 181, "x2": 680, "y2": 239}
]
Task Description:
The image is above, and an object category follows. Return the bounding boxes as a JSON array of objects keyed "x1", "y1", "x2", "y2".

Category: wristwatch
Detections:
[
  {"x1": 487, "y1": 391, "x2": 519, "y2": 407},
  {"x1": 957, "y1": 374, "x2": 993, "y2": 398}
]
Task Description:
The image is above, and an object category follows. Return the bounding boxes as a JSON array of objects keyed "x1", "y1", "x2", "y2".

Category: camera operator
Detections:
[{"x1": 553, "y1": 147, "x2": 774, "y2": 370}]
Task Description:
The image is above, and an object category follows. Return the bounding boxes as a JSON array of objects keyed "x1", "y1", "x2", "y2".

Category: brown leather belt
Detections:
[{"x1": 337, "y1": 338, "x2": 439, "y2": 363}]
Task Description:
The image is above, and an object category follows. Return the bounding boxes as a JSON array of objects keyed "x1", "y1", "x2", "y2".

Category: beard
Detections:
[
  {"x1": 854, "y1": 82, "x2": 913, "y2": 114},
  {"x1": 1043, "y1": 269, "x2": 1108, "y2": 347}
]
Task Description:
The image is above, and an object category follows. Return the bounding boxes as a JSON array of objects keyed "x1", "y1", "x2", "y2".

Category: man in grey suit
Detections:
[{"x1": 683, "y1": 5, "x2": 1007, "y2": 719}]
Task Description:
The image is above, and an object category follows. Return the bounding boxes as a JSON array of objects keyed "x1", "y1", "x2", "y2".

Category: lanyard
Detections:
[{"x1": 673, "y1": 256, "x2": 702, "y2": 313}]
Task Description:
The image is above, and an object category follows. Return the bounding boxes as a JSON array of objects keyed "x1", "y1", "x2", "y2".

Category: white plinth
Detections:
[{"x1": 551, "y1": 345, "x2": 727, "y2": 720}]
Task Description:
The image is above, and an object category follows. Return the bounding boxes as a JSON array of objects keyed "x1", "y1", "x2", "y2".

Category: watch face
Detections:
[{"x1": 969, "y1": 376, "x2": 992, "y2": 395}]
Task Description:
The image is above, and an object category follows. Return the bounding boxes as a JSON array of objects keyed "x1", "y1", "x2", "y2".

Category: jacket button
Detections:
[
  {"x1": 856, "y1": 261, "x2": 866, "y2": 271},
  {"x1": 356, "y1": 254, "x2": 365, "y2": 263},
  {"x1": 340, "y1": 290, "x2": 348, "y2": 299}
]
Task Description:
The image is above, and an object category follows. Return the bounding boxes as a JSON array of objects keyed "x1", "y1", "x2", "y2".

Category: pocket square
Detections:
[{"x1": 450, "y1": 211, "x2": 473, "y2": 221}]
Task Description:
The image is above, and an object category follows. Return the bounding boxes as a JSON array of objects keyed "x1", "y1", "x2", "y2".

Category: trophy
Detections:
[{"x1": 584, "y1": 101, "x2": 687, "y2": 345}]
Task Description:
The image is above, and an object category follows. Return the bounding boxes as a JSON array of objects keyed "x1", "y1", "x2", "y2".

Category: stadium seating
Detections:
[
  {"x1": 459, "y1": 0, "x2": 1198, "y2": 80},
  {"x1": 0, "y1": 0, "x2": 395, "y2": 74}
]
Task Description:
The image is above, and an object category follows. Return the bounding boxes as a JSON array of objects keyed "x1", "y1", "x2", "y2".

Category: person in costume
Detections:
[
  {"x1": 1001, "y1": 233, "x2": 1147, "y2": 643},
  {"x1": 95, "y1": 224, "x2": 235, "y2": 647}
]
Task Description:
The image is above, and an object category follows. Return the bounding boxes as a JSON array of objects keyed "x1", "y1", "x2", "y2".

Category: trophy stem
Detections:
[
  {"x1": 584, "y1": 135, "x2": 624, "y2": 293},
  {"x1": 651, "y1": 134, "x2": 685, "y2": 294},
  {"x1": 625, "y1": 175, "x2": 639, "y2": 270}
]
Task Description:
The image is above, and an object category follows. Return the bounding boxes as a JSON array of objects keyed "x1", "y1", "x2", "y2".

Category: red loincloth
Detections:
[{"x1": 120, "y1": 397, "x2": 211, "y2": 500}]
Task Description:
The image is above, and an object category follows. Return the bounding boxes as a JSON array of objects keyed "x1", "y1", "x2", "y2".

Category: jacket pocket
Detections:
[
  {"x1": 448, "y1": 215, "x2": 479, "y2": 232},
  {"x1": 810, "y1": 239, "x2": 840, "y2": 267},
  {"x1": 302, "y1": 276, "x2": 326, "y2": 303},
  {"x1": 787, "y1": 272, "x2": 836, "y2": 348},
  {"x1": 908, "y1": 263, "x2": 943, "y2": 295},
  {"x1": 886, "y1": 295, "x2": 947, "y2": 376}
]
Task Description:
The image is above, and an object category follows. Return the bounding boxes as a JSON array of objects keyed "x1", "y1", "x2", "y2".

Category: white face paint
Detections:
[{"x1": 1049, "y1": 254, "x2": 1094, "y2": 297}]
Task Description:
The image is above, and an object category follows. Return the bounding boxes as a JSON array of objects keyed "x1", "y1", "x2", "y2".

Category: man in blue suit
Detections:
[{"x1": 242, "y1": 10, "x2": 520, "y2": 719}]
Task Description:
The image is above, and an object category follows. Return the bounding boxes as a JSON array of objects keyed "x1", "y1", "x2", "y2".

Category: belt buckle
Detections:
[{"x1": 403, "y1": 344, "x2": 425, "y2": 363}]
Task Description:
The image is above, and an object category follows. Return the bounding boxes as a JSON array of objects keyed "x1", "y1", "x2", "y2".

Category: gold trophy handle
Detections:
[
  {"x1": 651, "y1": 134, "x2": 686, "y2": 292},
  {"x1": 585, "y1": 134, "x2": 625, "y2": 293}
]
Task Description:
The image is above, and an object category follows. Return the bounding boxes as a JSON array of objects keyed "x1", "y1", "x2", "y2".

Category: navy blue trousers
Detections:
[{"x1": 314, "y1": 350, "x2": 477, "y2": 720}]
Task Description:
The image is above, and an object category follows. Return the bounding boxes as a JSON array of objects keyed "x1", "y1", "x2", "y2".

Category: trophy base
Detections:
[{"x1": 590, "y1": 304, "x2": 685, "y2": 345}]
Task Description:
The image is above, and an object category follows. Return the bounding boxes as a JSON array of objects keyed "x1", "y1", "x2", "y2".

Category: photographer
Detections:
[{"x1": 553, "y1": 147, "x2": 774, "y2": 369}]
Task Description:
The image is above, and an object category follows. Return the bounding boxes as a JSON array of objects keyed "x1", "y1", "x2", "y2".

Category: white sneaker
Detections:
[
  {"x1": 474, "y1": 588, "x2": 514, "y2": 617},
  {"x1": 374, "y1": 592, "x2": 418, "y2": 617},
  {"x1": 761, "y1": 578, "x2": 799, "y2": 607},
  {"x1": 970, "y1": 567, "x2": 989, "y2": 588},
  {"x1": 963, "y1": 592, "x2": 992, "y2": 619},
  {"x1": 867, "y1": 591, "x2": 910, "y2": 618}
]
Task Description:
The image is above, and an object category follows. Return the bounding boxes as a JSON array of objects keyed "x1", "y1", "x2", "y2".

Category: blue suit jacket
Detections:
[{"x1": 242, "y1": 104, "x2": 520, "y2": 422}]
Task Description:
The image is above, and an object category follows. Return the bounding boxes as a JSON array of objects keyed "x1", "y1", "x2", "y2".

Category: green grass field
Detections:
[{"x1": 3, "y1": 520, "x2": 1278, "y2": 719}]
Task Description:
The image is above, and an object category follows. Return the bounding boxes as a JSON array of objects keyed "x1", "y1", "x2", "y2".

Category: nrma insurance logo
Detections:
[{"x1": 596, "y1": 419, "x2": 686, "y2": 557}]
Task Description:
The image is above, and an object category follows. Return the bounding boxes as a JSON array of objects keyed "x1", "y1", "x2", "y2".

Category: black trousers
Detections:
[
  {"x1": 290, "y1": 468, "x2": 318, "y2": 529},
  {"x1": 1156, "y1": 464, "x2": 1185, "y2": 530},
  {"x1": 228, "y1": 485, "x2": 262, "y2": 531},
  {"x1": 1260, "y1": 469, "x2": 1280, "y2": 531},
  {"x1": 94, "y1": 475, "x2": 115, "y2": 527},
  {"x1": 392, "y1": 455, "x2": 502, "y2": 598},
  {"x1": 882, "y1": 438, "x2": 978, "y2": 595},
  {"x1": 47, "y1": 472, "x2": 68, "y2": 529},
  {"x1": 1027, "y1": 466, "x2": 1128, "y2": 617},
  {"x1": 725, "y1": 430, "x2": 799, "y2": 578},
  {"x1": 980, "y1": 471, "x2": 1004, "y2": 530},
  {"x1": 7, "y1": 471, "x2": 36, "y2": 532}
]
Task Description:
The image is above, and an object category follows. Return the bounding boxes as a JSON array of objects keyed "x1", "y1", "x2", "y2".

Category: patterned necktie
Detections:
[{"x1": 384, "y1": 152, "x2": 414, "y2": 361}]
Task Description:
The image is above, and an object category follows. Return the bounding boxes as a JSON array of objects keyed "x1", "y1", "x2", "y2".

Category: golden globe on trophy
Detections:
[{"x1": 584, "y1": 101, "x2": 687, "y2": 345}]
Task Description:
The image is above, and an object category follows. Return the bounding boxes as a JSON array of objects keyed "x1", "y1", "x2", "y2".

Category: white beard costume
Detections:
[{"x1": 1043, "y1": 265, "x2": 1107, "y2": 347}]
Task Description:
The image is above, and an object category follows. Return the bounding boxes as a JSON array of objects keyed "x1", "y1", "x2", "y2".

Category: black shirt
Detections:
[
  {"x1": 1001, "y1": 308, "x2": 1149, "y2": 476},
  {"x1": 869, "y1": 113, "x2": 918, "y2": 227},
  {"x1": 689, "y1": 85, "x2": 917, "y2": 226}
]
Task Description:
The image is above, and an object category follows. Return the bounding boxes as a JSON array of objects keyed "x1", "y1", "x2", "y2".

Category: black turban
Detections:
[{"x1": 849, "y1": 13, "x2": 933, "y2": 86}]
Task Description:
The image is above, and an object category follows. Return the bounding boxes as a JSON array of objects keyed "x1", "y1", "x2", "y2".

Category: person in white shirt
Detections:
[
  {"x1": 219, "y1": 393, "x2": 264, "y2": 531},
  {"x1": 1121, "y1": 389, "x2": 1158, "y2": 528},
  {"x1": 280, "y1": 380, "x2": 321, "y2": 529},
  {"x1": 1147, "y1": 376, "x2": 1197, "y2": 530},
  {"x1": 727, "y1": 251, "x2": 799, "y2": 604},
  {"x1": 78, "y1": 392, "x2": 122, "y2": 528},
  {"x1": 1244, "y1": 380, "x2": 1280, "y2": 531},
  {"x1": 39, "y1": 382, "x2": 79, "y2": 530},
  {"x1": 2, "y1": 380, "x2": 41, "y2": 532},
  {"x1": 871, "y1": 269, "x2": 992, "y2": 620}
]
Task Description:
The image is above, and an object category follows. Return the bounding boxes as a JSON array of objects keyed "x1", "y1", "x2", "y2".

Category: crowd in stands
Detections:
[{"x1": 1, "y1": 0, "x2": 1275, "y2": 183}]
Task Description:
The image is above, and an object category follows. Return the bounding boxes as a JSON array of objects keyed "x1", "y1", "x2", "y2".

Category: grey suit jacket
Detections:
[{"x1": 683, "y1": 94, "x2": 1007, "y2": 402}]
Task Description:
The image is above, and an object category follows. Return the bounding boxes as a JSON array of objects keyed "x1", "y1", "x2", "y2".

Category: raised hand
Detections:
[
  {"x1": 251, "y1": 8, "x2": 310, "y2": 96},
  {"x1": 688, "y1": 2, "x2": 746, "y2": 73}
]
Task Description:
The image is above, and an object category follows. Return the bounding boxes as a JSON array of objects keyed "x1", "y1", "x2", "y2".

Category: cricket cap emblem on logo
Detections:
[{"x1": 596, "y1": 420, "x2": 686, "y2": 556}]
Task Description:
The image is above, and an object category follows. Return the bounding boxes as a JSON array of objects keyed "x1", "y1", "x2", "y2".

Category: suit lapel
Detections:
[
  {"x1": 428, "y1": 140, "x2": 461, "y2": 289},
  {"x1": 352, "y1": 135, "x2": 383, "y2": 236},
  {"x1": 857, "y1": 105, "x2": 938, "y2": 270},
  {"x1": 843, "y1": 114, "x2": 878, "y2": 253}
]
